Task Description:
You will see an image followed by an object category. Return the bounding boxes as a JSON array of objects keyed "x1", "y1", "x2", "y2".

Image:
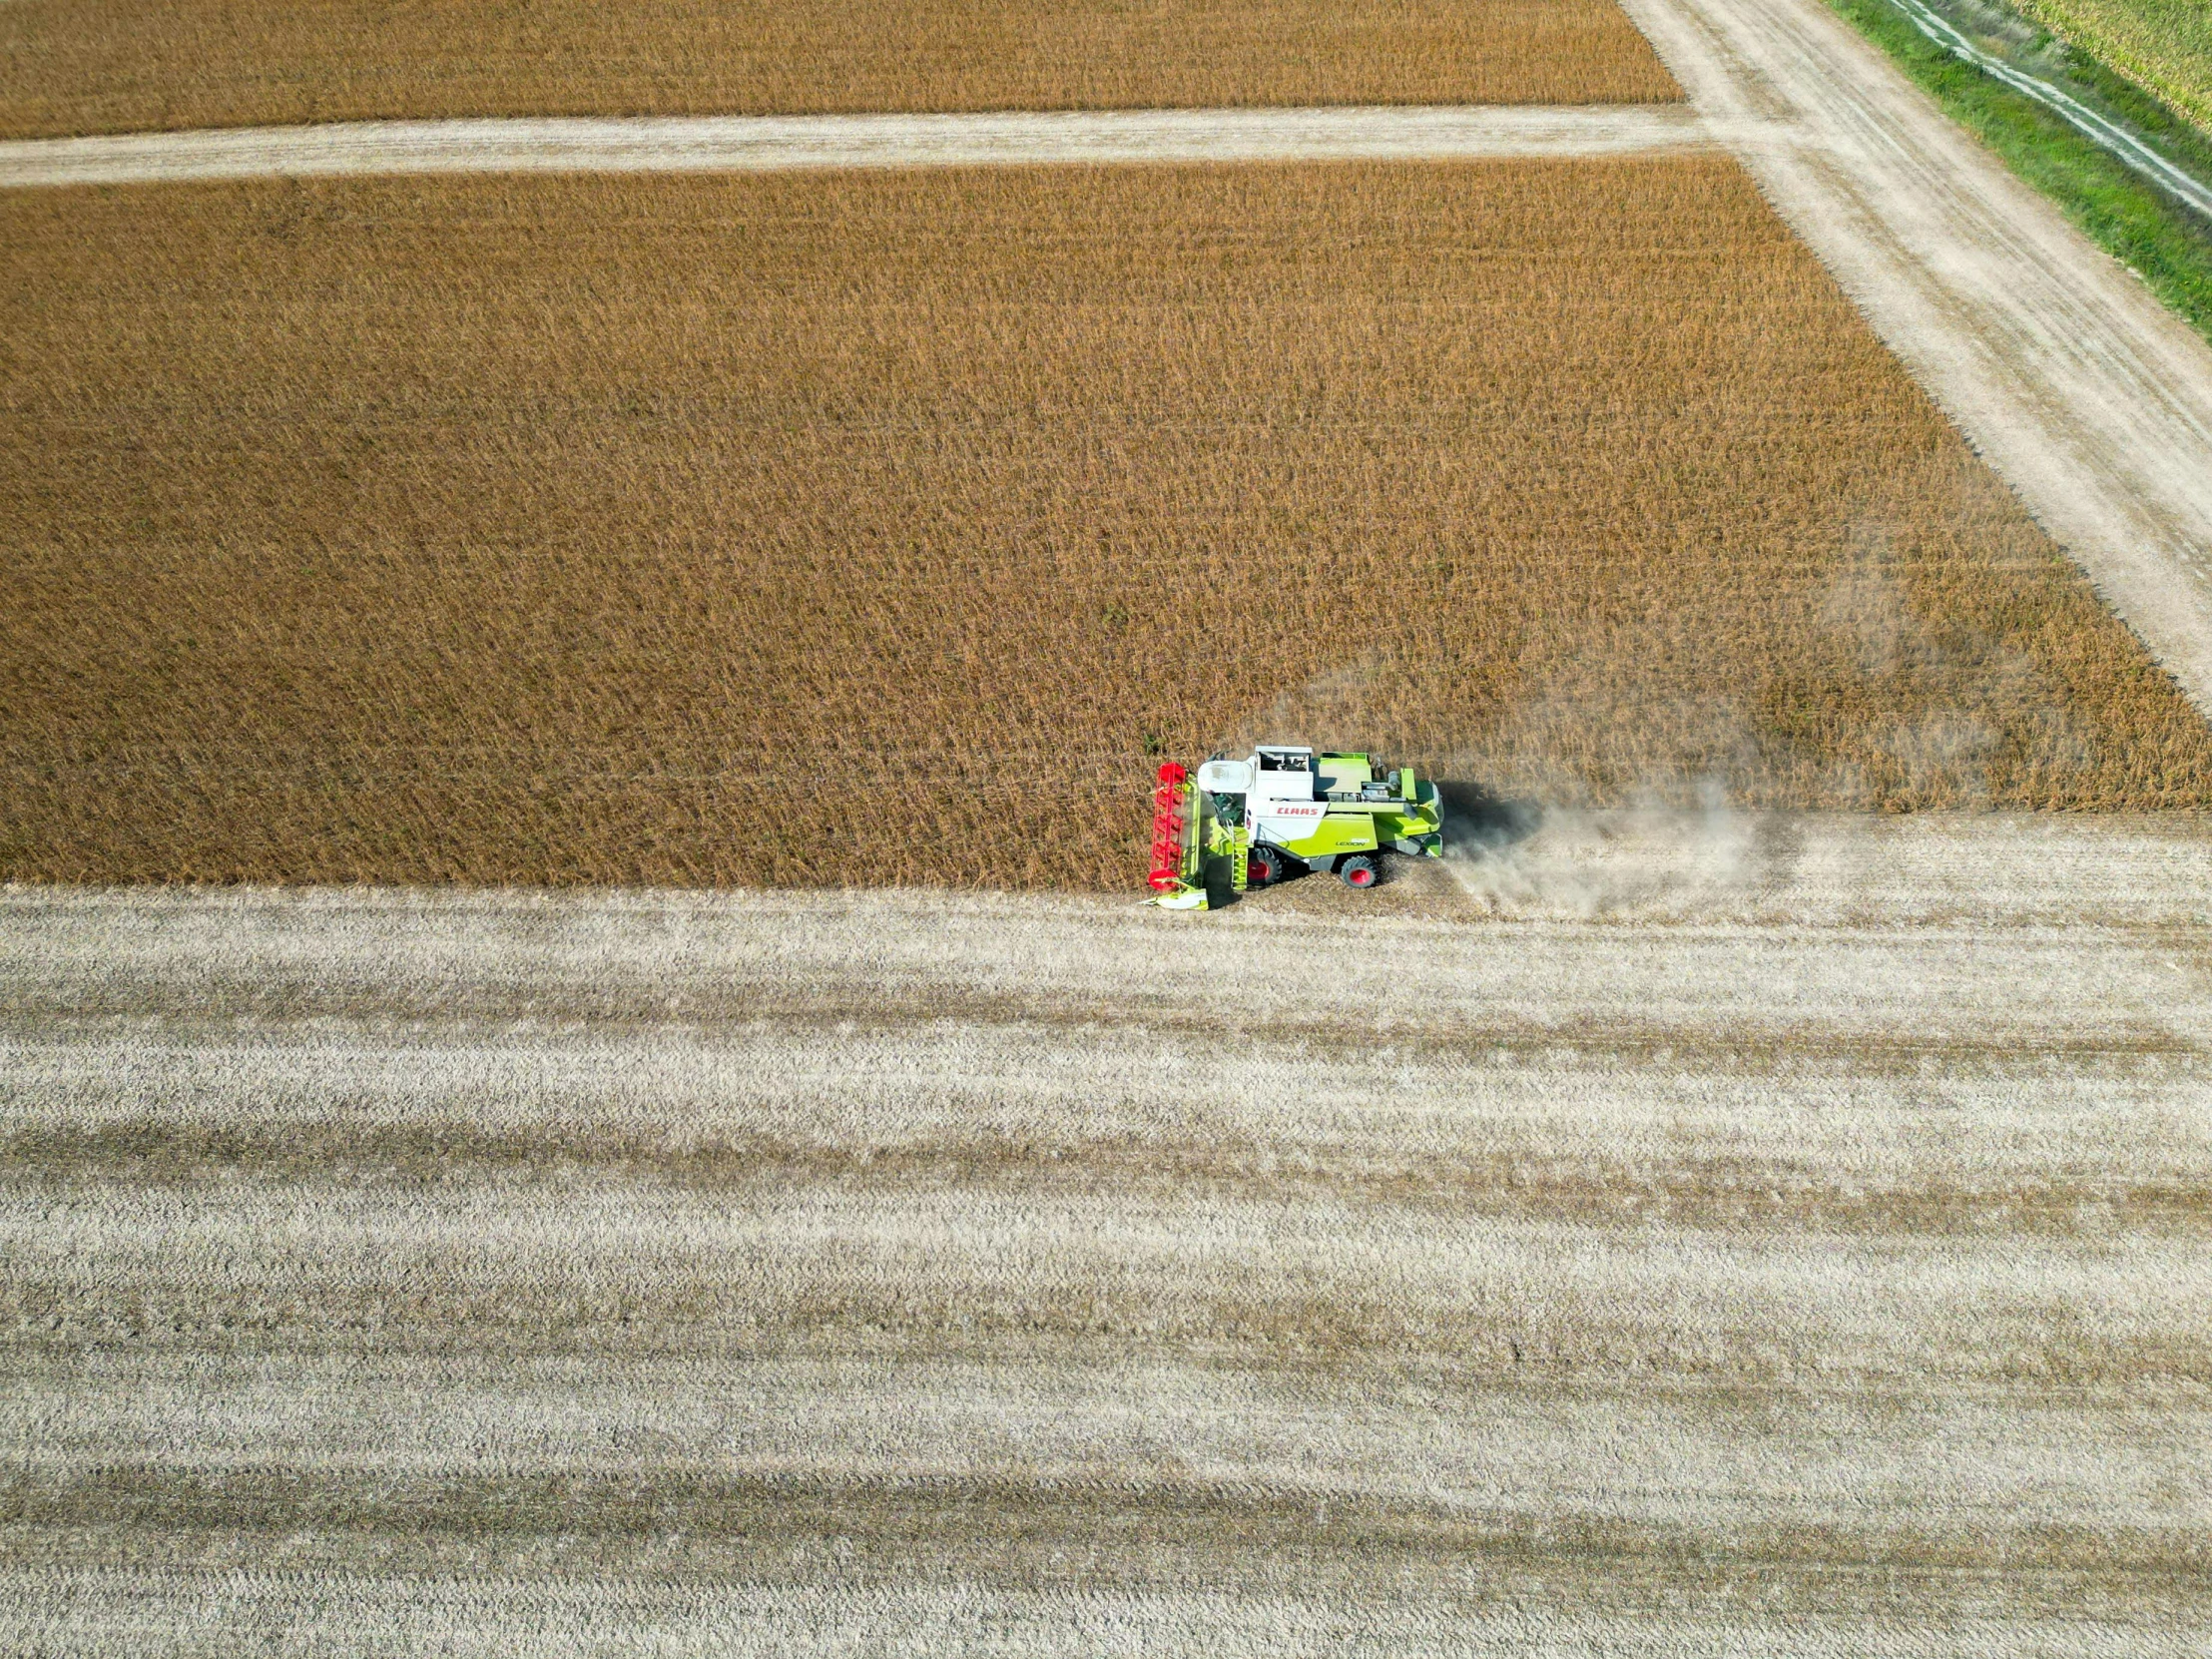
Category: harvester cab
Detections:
[{"x1": 1146, "y1": 746, "x2": 1444, "y2": 910}]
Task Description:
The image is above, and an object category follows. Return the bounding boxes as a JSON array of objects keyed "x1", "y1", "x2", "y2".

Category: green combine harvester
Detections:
[{"x1": 1146, "y1": 746, "x2": 1444, "y2": 910}]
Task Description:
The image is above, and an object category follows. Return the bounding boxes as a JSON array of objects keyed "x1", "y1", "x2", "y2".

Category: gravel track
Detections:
[
  {"x1": 4, "y1": 812, "x2": 2209, "y2": 1654},
  {"x1": 0, "y1": 104, "x2": 1709, "y2": 188}
]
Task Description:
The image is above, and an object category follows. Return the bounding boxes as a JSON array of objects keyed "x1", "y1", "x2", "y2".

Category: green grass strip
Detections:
[{"x1": 1830, "y1": 0, "x2": 2212, "y2": 343}]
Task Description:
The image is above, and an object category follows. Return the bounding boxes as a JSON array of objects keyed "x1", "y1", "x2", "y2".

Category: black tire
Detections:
[
  {"x1": 1335, "y1": 853, "x2": 1381, "y2": 889},
  {"x1": 1248, "y1": 844, "x2": 1296, "y2": 887}
]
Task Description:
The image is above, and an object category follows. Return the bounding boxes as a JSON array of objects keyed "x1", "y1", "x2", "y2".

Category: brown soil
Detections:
[
  {"x1": 0, "y1": 0, "x2": 1681, "y2": 143},
  {"x1": 4, "y1": 159, "x2": 2208, "y2": 888}
]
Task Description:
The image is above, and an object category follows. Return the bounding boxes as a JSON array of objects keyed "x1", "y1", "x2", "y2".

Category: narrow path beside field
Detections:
[
  {"x1": 3, "y1": 813, "x2": 2209, "y2": 1654},
  {"x1": 1625, "y1": 0, "x2": 2212, "y2": 714},
  {"x1": 0, "y1": 105, "x2": 1709, "y2": 187}
]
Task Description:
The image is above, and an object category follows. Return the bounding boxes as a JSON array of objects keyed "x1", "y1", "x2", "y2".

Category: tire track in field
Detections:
[{"x1": 3, "y1": 814, "x2": 2210, "y2": 1653}]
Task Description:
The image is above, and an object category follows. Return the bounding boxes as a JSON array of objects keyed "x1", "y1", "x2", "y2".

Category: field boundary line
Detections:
[{"x1": 0, "y1": 105, "x2": 1712, "y2": 189}]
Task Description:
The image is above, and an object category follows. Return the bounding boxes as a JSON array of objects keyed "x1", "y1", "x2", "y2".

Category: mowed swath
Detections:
[
  {"x1": 4, "y1": 160, "x2": 2209, "y2": 888},
  {"x1": 0, "y1": 0, "x2": 1680, "y2": 142},
  {"x1": 3, "y1": 854, "x2": 2210, "y2": 1653}
]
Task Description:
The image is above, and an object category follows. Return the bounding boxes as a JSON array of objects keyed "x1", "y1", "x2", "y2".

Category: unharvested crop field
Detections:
[
  {"x1": 2016, "y1": 0, "x2": 2212, "y2": 132},
  {"x1": 4, "y1": 828, "x2": 2210, "y2": 1653},
  {"x1": 0, "y1": 0, "x2": 1680, "y2": 142},
  {"x1": 5, "y1": 158, "x2": 2210, "y2": 888}
]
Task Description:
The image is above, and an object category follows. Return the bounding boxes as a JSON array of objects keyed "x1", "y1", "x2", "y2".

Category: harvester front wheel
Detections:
[
  {"x1": 1335, "y1": 854, "x2": 1380, "y2": 889},
  {"x1": 1248, "y1": 844, "x2": 1296, "y2": 887}
]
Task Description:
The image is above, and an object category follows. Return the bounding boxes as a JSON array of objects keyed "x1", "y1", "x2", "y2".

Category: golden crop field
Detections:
[
  {"x1": 0, "y1": 0, "x2": 1680, "y2": 142},
  {"x1": 4, "y1": 158, "x2": 2208, "y2": 890},
  {"x1": 2016, "y1": 0, "x2": 2212, "y2": 132}
]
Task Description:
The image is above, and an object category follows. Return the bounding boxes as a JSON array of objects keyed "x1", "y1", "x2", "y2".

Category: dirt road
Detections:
[
  {"x1": 0, "y1": 104, "x2": 1709, "y2": 187},
  {"x1": 6, "y1": 812, "x2": 2209, "y2": 1653},
  {"x1": 1624, "y1": 0, "x2": 2212, "y2": 716}
]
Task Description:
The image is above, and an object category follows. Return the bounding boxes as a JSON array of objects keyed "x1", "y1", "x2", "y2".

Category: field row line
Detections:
[{"x1": 0, "y1": 105, "x2": 1719, "y2": 190}]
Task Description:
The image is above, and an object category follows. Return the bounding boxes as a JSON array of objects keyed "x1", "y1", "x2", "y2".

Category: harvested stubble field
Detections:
[
  {"x1": 5, "y1": 158, "x2": 2210, "y2": 888},
  {"x1": 3, "y1": 826, "x2": 2211, "y2": 1652},
  {"x1": 0, "y1": 0, "x2": 1680, "y2": 142}
]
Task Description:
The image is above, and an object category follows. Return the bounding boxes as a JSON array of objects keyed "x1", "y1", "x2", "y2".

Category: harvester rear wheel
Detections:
[
  {"x1": 1336, "y1": 854, "x2": 1380, "y2": 889},
  {"x1": 1248, "y1": 845, "x2": 1295, "y2": 887}
]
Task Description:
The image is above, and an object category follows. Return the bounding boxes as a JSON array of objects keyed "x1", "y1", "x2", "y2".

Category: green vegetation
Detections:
[
  {"x1": 1831, "y1": 0, "x2": 2212, "y2": 343},
  {"x1": 2015, "y1": 0, "x2": 2212, "y2": 133}
]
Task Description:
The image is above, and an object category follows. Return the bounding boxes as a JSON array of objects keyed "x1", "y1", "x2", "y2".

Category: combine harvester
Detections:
[{"x1": 1147, "y1": 746, "x2": 1444, "y2": 910}]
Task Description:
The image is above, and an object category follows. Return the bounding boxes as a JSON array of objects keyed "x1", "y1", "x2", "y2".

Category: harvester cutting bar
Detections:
[{"x1": 1148, "y1": 762, "x2": 1190, "y2": 893}]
